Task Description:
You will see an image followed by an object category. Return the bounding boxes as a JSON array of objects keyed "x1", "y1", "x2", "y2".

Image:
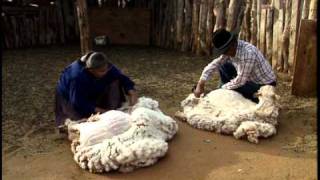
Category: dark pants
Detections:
[
  {"x1": 55, "y1": 80, "x2": 126, "y2": 127},
  {"x1": 218, "y1": 62, "x2": 276, "y2": 103}
]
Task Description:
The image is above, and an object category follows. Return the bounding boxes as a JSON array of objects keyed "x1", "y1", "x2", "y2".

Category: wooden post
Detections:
[
  {"x1": 250, "y1": 0, "x2": 257, "y2": 45},
  {"x1": 256, "y1": 0, "x2": 261, "y2": 49},
  {"x1": 213, "y1": 0, "x2": 227, "y2": 31},
  {"x1": 192, "y1": 0, "x2": 200, "y2": 53},
  {"x1": 226, "y1": 0, "x2": 245, "y2": 32},
  {"x1": 308, "y1": 0, "x2": 317, "y2": 20},
  {"x1": 76, "y1": 0, "x2": 92, "y2": 55},
  {"x1": 279, "y1": 0, "x2": 291, "y2": 73},
  {"x1": 259, "y1": 8, "x2": 266, "y2": 55},
  {"x1": 198, "y1": 0, "x2": 208, "y2": 55},
  {"x1": 176, "y1": 0, "x2": 184, "y2": 46},
  {"x1": 266, "y1": 7, "x2": 273, "y2": 66},
  {"x1": 181, "y1": 0, "x2": 192, "y2": 51},
  {"x1": 288, "y1": 0, "x2": 302, "y2": 73},
  {"x1": 291, "y1": 19, "x2": 317, "y2": 97},
  {"x1": 205, "y1": 0, "x2": 214, "y2": 55},
  {"x1": 242, "y1": 0, "x2": 252, "y2": 42},
  {"x1": 271, "y1": 0, "x2": 282, "y2": 68}
]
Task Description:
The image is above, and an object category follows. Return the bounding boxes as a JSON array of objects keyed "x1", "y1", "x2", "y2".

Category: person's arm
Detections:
[
  {"x1": 222, "y1": 58, "x2": 255, "y2": 89},
  {"x1": 194, "y1": 56, "x2": 227, "y2": 97},
  {"x1": 112, "y1": 66, "x2": 137, "y2": 104}
]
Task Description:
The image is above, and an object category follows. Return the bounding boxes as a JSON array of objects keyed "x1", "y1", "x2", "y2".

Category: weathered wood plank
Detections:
[{"x1": 291, "y1": 19, "x2": 317, "y2": 97}]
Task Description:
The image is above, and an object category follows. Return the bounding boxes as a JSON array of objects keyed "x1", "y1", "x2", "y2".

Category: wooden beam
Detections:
[
  {"x1": 291, "y1": 19, "x2": 317, "y2": 97},
  {"x1": 76, "y1": 0, "x2": 92, "y2": 55}
]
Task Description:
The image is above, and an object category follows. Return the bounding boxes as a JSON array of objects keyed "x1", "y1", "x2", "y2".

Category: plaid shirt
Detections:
[{"x1": 200, "y1": 40, "x2": 276, "y2": 89}]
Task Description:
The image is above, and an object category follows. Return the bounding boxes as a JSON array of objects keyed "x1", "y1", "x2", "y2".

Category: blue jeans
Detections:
[{"x1": 218, "y1": 62, "x2": 276, "y2": 103}]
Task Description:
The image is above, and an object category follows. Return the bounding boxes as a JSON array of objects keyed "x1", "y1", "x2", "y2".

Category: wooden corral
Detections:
[
  {"x1": 2, "y1": 0, "x2": 79, "y2": 48},
  {"x1": 2, "y1": 0, "x2": 318, "y2": 97}
]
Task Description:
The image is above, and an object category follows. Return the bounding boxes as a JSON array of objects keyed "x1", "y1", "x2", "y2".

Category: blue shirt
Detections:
[{"x1": 57, "y1": 60, "x2": 135, "y2": 117}]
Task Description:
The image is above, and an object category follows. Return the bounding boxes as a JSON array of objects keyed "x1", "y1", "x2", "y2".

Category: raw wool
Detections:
[
  {"x1": 178, "y1": 85, "x2": 280, "y2": 143},
  {"x1": 66, "y1": 97, "x2": 178, "y2": 173}
]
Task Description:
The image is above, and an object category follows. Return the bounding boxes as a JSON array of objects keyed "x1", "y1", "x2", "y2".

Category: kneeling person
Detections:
[
  {"x1": 55, "y1": 51, "x2": 137, "y2": 129},
  {"x1": 194, "y1": 28, "x2": 276, "y2": 102}
]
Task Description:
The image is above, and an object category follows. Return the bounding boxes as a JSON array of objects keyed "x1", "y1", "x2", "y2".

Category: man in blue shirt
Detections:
[{"x1": 55, "y1": 51, "x2": 137, "y2": 129}]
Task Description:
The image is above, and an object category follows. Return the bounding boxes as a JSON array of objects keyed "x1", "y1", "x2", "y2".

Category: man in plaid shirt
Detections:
[{"x1": 193, "y1": 28, "x2": 276, "y2": 102}]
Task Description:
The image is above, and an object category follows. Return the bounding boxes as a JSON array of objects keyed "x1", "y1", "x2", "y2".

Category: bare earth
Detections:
[{"x1": 2, "y1": 45, "x2": 317, "y2": 180}]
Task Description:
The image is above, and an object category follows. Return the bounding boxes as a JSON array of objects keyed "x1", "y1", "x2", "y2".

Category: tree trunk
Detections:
[{"x1": 76, "y1": 0, "x2": 92, "y2": 55}]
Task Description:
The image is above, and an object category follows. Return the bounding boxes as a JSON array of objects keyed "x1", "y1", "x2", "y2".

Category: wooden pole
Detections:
[
  {"x1": 176, "y1": 0, "x2": 184, "y2": 46},
  {"x1": 259, "y1": 8, "x2": 266, "y2": 55},
  {"x1": 279, "y1": 0, "x2": 291, "y2": 73},
  {"x1": 242, "y1": 0, "x2": 252, "y2": 42},
  {"x1": 205, "y1": 0, "x2": 214, "y2": 55},
  {"x1": 197, "y1": 0, "x2": 208, "y2": 55},
  {"x1": 266, "y1": 7, "x2": 273, "y2": 66},
  {"x1": 181, "y1": 0, "x2": 192, "y2": 51},
  {"x1": 226, "y1": 0, "x2": 245, "y2": 32},
  {"x1": 192, "y1": 0, "x2": 200, "y2": 53},
  {"x1": 76, "y1": 0, "x2": 92, "y2": 55},
  {"x1": 213, "y1": 0, "x2": 227, "y2": 31},
  {"x1": 271, "y1": 0, "x2": 282, "y2": 69},
  {"x1": 250, "y1": 0, "x2": 257, "y2": 45}
]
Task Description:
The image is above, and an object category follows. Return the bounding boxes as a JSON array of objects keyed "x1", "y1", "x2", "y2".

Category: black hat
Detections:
[{"x1": 212, "y1": 28, "x2": 239, "y2": 58}]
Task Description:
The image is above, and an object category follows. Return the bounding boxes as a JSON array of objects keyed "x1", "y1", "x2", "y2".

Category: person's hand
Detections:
[
  {"x1": 193, "y1": 80, "x2": 205, "y2": 98},
  {"x1": 128, "y1": 89, "x2": 138, "y2": 106},
  {"x1": 193, "y1": 85, "x2": 204, "y2": 98},
  {"x1": 94, "y1": 107, "x2": 107, "y2": 114}
]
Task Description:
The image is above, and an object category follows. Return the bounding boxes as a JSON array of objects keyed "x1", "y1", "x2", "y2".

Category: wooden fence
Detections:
[{"x1": 2, "y1": 1, "x2": 78, "y2": 48}]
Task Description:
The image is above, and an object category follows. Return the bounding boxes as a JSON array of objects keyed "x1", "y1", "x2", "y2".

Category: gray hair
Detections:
[{"x1": 80, "y1": 52, "x2": 110, "y2": 69}]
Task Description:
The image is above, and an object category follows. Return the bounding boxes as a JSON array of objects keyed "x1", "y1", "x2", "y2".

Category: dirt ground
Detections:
[{"x1": 2, "y1": 45, "x2": 317, "y2": 180}]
